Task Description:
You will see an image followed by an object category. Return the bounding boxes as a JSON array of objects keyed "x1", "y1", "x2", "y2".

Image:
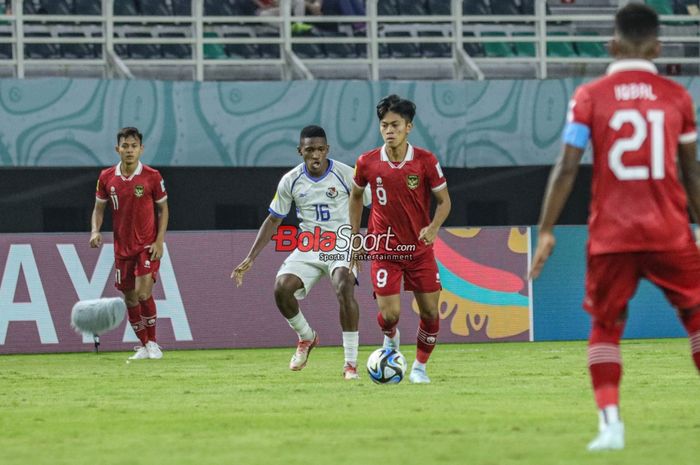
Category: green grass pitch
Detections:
[{"x1": 1, "y1": 339, "x2": 698, "y2": 465}]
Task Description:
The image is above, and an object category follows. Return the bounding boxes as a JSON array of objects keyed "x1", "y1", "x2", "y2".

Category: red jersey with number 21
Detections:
[
  {"x1": 353, "y1": 144, "x2": 447, "y2": 255},
  {"x1": 96, "y1": 162, "x2": 168, "y2": 259},
  {"x1": 569, "y1": 60, "x2": 698, "y2": 255}
]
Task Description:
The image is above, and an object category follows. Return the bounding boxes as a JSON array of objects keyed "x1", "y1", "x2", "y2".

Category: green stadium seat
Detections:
[
  {"x1": 203, "y1": 31, "x2": 226, "y2": 59},
  {"x1": 547, "y1": 31, "x2": 576, "y2": 57},
  {"x1": 513, "y1": 31, "x2": 536, "y2": 57},
  {"x1": 646, "y1": 0, "x2": 674, "y2": 15},
  {"x1": 575, "y1": 32, "x2": 608, "y2": 58},
  {"x1": 481, "y1": 31, "x2": 515, "y2": 58}
]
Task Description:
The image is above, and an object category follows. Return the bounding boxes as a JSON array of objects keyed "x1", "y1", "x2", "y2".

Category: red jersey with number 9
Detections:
[
  {"x1": 568, "y1": 60, "x2": 698, "y2": 255},
  {"x1": 353, "y1": 144, "x2": 447, "y2": 256},
  {"x1": 96, "y1": 162, "x2": 168, "y2": 259}
]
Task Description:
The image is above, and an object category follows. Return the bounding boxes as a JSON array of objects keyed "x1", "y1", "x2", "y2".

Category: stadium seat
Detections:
[
  {"x1": 396, "y1": 0, "x2": 428, "y2": 15},
  {"x1": 24, "y1": 31, "x2": 60, "y2": 58},
  {"x1": 113, "y1": 0, "x2": 139, "y2": 16},
  {"x1": 419, "y1": 30, "x2": 451, "y2": 58},
  {"x1": 575, "y1": 32, "x2": 608, "y2": 58},
  {"x1": 463, "y1": 32, "x2": 483, "y2": 57},
  {"x1": 139, "y1": 0, "x2": 172, "y2": 16},
  {"x1": 40, "y1": 0, "x2": 72, "y2": 15},
  {"x1": 160, "y1": 32, "x2": 191, "y2": 59},
  {"x1": 255, "y1": 27, "x2": 281, "y2": 59},
  {"x1": 0, "y1": 31, "x2": 12, "y2": 59},
  {"x1": 490, "y1": 0, "x2": 520, "y2": 15},
  {"x1": 59, "y1": 32, "x2": 95, "y2": 58},
  {"x1": 320, "y1": 30, "x2": 358, "y2": 59},
  {"x1": 463, "y1": 0, "x2": 490, "y2": 15},
  {"x1": 520, "y1": 0, "x2": 535, "y2": 14},
  {"x1": 125, "y1": 32, "x2": 161, "y2": 58},
  {"x1": 23, "y1": 0, "x2": 38, "y2": 14},
  {"x1": 513, "y1": 31, "x2": 536, "y2": 57},
  {"x1": 378, "y1": 0, "x2": 399, "y2": 16},
  {"x1": 547, "y1": 31, "x2": 577, "y2": 57},
  {"x1": 224, "y1": 30, "x2": 259, "y2": 59},
  {"x1": 385, "y1": 30, "x2": 421, "y2": 58},
  {"x1": 203, "y1": 31, "x2": 226, "y2": 59},
  {"x1": 426, "y1": 0, "x2": 450, "y2": 15},
  {"x1": 231, "y1": 0, "x2": 257, "y2": 15},
  {"x1": 73, "y1": 0, "x2": 102, "y2": 15},
  {"x1": 171, "y1": 0, "x2": 192, "y2": 16},
  {"x1": 292, "y1": 29, "x2": 326, "y2": 59},
  {"x1": 646, "y1": 0, "x2": 674, "y2": 15},
  {"x1": 481, "y1": 31, "x2": 515, "y2": 57}
]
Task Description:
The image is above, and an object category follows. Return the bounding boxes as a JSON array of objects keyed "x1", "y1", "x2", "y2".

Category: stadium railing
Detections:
[{"x1": 0, "y1": 0, "x2": 698, "y2": 80}]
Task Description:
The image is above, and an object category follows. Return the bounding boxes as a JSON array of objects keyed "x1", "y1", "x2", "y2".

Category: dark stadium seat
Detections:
[
  {"x1": 223, "y1": 30, "x2": 259, "y2": 59},
  {"x1": 378, "y1": 0, "x2": 399, "y2": 16},
  {"x1": 319, "y1": 30, "x2": 358, "y2": 59},
  {"x1": 125, "y1": 32, "x2": 161, "y2": 58},
  {"x1": 114, "y1": 0, "x2": 139, "y2": 15},
  {"x1": 490, "y1": 0, "x2": 520, "y2": 15},
  {"x1": 160, "y1": 32, "x2": 191, "y2": 59},
  {"x1": 255, "y1": 27, "x2": 281, "y2": 59},
  {"x1": 24, "y1": 31, "x2": 60, "y2": 58},
  {"x1": 138, "y1": 0, "x2": 172, "y2": 16},
  {"x1": 520, "y1": 0, "x2": 535, "y2": 14},
  {"x1": 0, "y1": 32, "x2": 12, "y2": 59},
  {"x1": 396, "y1": 0, "x2": 428, "y2": 15},
  {"x1": 59, "y1": 32, "x2": 95, "y2": 58},
  {"x1": 73, "y1": 0, "x2": 102, "y2": 15},
  {"x1": 463, "y1": 0, "x2": 490, "y2": 15},
  {"x1": 40, "y1": 0, "x2": 72, "y2": 15},
  {"x1": 292, "y1": 30, "x2": 326, "y2": 59},
  {"x1": 203, "y1": 0, "x2": 236, "y2": 16},
  {"x1": 426, "y1": 0, "x2": 450, "y2": 15},
  {"x1": 23, "y1": 0, "x2": 38, "y2": 14},
  {"x1": 463, "y1": 32, "x2": 483, "y2": 57},
  {"x1": 419, "y1": 30, "x2": 451, "y2": 58},
  {"x1": 385, "y1": 30, "x2": 420, "y2": 58},
  {"x1": 171, "y1": 0, "x2": 192, "y2": 16}
]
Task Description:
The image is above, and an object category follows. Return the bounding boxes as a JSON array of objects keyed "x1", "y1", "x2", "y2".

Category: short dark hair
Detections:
[
  {"x1": 299, "y1": 125, "x2": 326, "y2": 141},
  {"x1": 117, "y1": 127, "x2": 143, "y2": 145},
  {"x1": 376, "y1": 94, "x2": 416, "y2": 123},
  {"x1": 615, "y1": 3, "x2": 658, "y2": 44}
]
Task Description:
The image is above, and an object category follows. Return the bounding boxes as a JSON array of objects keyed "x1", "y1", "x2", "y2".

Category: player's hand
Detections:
[
  {"x1": 528, "y1": 230, "x2": 556, "y2": 280},
  {"x1": 418, "y1": 225, "x2": 438, "y2": 245},
  {"x1": 349, "y1": 250, "x2": 363, "y2": 275},
  {"x1": 232, "y1": 257, "x2": 254, "y2": 287},
  {"x1": 147, "y1": 240, "x2": 164, "y2": 261},
  {"x1": 89, "y1": 232, "x2": 102, "y2": 248}
]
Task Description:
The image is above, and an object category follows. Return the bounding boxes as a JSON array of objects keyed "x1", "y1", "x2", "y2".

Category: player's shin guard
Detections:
[
  {"x1": 416, "y1": 316, "x2": 439, "y2": 363},
  {"x1": 128, "y1": 304, "x2": 148, "y2": 345},
  {"x1": 140, "y1": 296, "x2": 157, "y2": 342},
  {"x1": 588, "y1": 320, "x2": 624, "y2": 410},
  {"x1": 377, "y1": 312, "x2": 398, "y2": 338},
  {"x1": 680, "y1": 306, "x2": 700, "y2": 372}
]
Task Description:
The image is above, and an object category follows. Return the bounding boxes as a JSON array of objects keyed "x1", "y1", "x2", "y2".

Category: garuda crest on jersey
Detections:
[
  {"x1": 406, "y1": 175, "x2": 420, "y2": 190},
  {"x1": 326, "y1": 186, "x2": 338, "y2": 198},
  {"x1": 134, "y1": 185, "x2": 145, "y2": 198}
]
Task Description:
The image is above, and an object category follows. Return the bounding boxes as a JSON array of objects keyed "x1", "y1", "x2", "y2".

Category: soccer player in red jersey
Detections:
[
  {"x1": 529, "y1": 3, "x2": 700, "y2": 451},
  {"x1": 90, "y1": 127, "x2": 169, "y2": 360},
  {"x1": 349, "y1": 95, "x2": 451, "y2": 383}
]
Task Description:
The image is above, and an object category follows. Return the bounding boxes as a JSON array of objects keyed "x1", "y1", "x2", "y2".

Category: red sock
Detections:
[
  {"x1": 588, "y1": 320, "x2": 624, "y2": 409},
  {"x1": 127, "y1": 304, "x2": 148, "y2": 345},
  {"x1": 680, "y1": 307, "x2": 700, "y2": 372},
  {"x1": 140, "y1": 296, "x2": 157, "y2": 342},
  {"x1": 377, "y1": 312, "x2": 398, "y2": 338},
  {"x1": 416, "y1": 316, "x2": 439, "y2": 363}
]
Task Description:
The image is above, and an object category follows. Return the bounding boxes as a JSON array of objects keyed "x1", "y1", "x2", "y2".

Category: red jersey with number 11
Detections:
[{"x1": 568, "y1": 60, "x2": 698, "y2": 255}]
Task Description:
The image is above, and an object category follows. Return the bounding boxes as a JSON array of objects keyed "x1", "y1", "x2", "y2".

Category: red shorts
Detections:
[
  {"x1": 584, "y1": 242, "x2": 700, "y2": 325},
  {"x1": 370, "y1": 249, "x2": 441, "y2": 296},
  {"x1": 114, "y1": 250, "x2": 160, "y2": 291}
]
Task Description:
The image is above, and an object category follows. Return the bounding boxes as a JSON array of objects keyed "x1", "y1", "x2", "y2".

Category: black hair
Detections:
[
  {"x1": 376, "y1": 94, "x2": 416, "y2": 122},
  {"x1": 117, "y1": 127, "x2": 143, "y2": 145},
  {"x1": 299, "y1": 125, "x2": 327, "y2": 141},
  {"x1": 615, "y1": 3, "x2": 658, "y2": 44}
]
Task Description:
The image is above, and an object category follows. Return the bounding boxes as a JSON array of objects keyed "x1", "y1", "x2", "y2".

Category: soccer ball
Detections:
[{"x1": 366, "y1": 348, "x2": 406, "y2": 384}]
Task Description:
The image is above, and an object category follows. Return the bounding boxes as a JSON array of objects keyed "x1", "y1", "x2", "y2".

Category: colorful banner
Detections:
[{"x1": 0, "y1": 228, "x2": 531, "y2": 354}]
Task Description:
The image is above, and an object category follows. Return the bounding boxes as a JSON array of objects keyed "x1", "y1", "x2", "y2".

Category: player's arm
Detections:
[
  {"x1": 348, "y1": 184, "x2": 366, "y2": 271},
  {"x1": 418, "y1": 187, "x2": 451, "y2": 245},
  {"x1": 89, "y1": 199, "x2": 107, "y2": 248},
  {"x1": 231, "y1": 214, "x2": 284, "y2": 287},
  {"x1": 678, "y1": 141, "x2": 700, "y2": 242},
  {"x1": 148, "y1": 200, "x2": 169, "y2": 261},
  {"x1": 529, "y1": 144, "x2": 585, "y2": 280}
]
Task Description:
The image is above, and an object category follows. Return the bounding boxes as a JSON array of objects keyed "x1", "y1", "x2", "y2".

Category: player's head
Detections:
[
  {"x1": 611, "y1": 3, "x2": 660, "y2": 60},
  {"x1": 297, "y1": 125, "x2": 329, "y2": 177},
  {"x1": 115, "y1": 127, "x2": 144, "y2": 165},
  {"x1": 376, "y1": 95, "x2": 415, "y2": 149}
]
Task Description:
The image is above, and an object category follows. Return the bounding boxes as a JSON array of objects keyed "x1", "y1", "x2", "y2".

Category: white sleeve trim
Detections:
[
  {"x1": 431, "y1": 181, "x2": 447, "y2": 192},
  {"x1": 95, "y1": 196, "x2": 108, "y2": 203},
  {"x1": 679, "y1": 132, "x2": 698, "y2": 144},
  {"x1": 156, "y1": 195, "x2": 168, "y2": 203}
]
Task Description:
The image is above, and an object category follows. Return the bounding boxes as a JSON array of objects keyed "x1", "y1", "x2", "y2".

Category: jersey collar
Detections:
[
  {"x1": 380, "y1": 143, "x2": 414, "y2": 169},
  {"x1": 606, "y1": 59, "x2": 658, "y2": 75},
  {"x1": 115, "y1": 161, "x2": 143, "y2": 181},
  {"x1": 303, "y1": 158, "x2": 334, "y2": 182}
]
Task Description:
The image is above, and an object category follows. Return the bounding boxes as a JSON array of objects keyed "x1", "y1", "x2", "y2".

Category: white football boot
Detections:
[
  {"x1": 146, "y1": 341, "x2": 163, "y2": 359},
  {"x1": 289, "y1": 332, "x2": 319, "y2": 371},
  {"x1": 587, "y1": 422, "x2": 624, "y2": 451},
  {"x1": 128, "y1": 345, "x2": 150, "y2": 360},
  {"x1": 408, "y1": 360, "x2": 431, "y2": 384}
]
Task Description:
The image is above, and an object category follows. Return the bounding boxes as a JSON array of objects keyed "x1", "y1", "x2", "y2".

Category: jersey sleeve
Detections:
[
  {"x1": 153, "y1": 171, "x2": 168, "y2": 204},
  {"x1": 352, "y1": 156, "x2": 368, "y2": 188},
  {"x1": 268, "y1": 175, "x2": 292, "y2": 219},
  {"x1": 95, "y1": 172, "x2": 108, "y2": 202},
  {"x1": 562, "y1": 85, "x2": 593, "y2": 149},
  {"x1": 679, "y1": 89, "x2": 698, "y2": 145},
  {"x1": 426, "y1": 153, "x2": 447, "y2": 192}
]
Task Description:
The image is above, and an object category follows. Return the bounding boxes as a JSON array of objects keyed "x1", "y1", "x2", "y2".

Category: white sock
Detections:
[
  {"x1": 342, "y1": 331, "x2": 359, "y2": 365},
  {"x1": 412, "y1": 359, "x2": 426, "y2": 371},
  {"x1": 286, "y1": 310, "x2": 314, "y2": 341},
  {"x1": 602, "y1": 405, "x2": 621, "y2": 425}
]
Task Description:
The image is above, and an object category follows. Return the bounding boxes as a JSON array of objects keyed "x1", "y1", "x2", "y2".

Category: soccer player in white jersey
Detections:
[{"x1": 232, "y1": 125, "x2": 371, "y2": 380}]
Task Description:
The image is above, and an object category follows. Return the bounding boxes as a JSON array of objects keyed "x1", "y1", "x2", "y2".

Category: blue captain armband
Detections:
[{"x1": 562, "y1": 122, "x2": 590, "y2": 150}]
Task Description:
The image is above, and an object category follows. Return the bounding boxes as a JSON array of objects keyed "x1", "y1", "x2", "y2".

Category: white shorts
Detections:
[{"x1": 276, "y1": 249, "x2": 355, "y2": 299}]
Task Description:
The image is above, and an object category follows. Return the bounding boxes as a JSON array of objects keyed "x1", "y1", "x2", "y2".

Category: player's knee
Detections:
[
  {"x1": 136, "y1": 292, "x2": 151, "y2": 302},
  {"x1": 589, "y1": 318, "x2": 625, "y2": 344},
  {"x1": 273, "y1": 281, "x2": 295, "y2": 302},
  {"x1": 124, "y1": 298, "x2": 139, "y2": 308}
]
